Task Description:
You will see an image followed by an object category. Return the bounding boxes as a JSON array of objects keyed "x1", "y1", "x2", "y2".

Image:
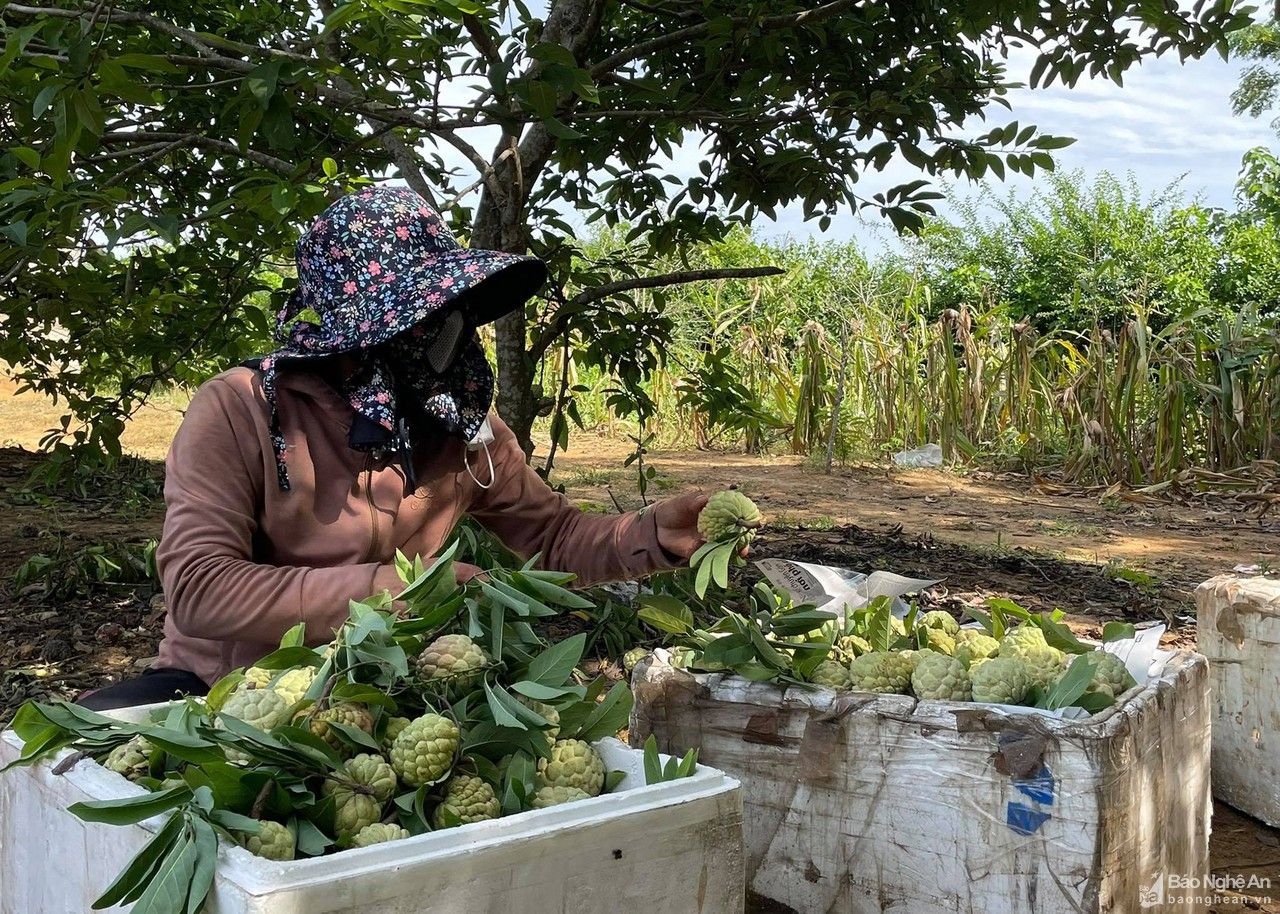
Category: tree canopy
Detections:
[{"x1": 0, "y1": 0, "x2": 1255, "y2": 460}]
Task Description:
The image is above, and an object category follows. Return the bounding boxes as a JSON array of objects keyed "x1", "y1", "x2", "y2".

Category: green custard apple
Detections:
[
  {"x1": 242, "y1": 820, "x2": 295, "y2": 861},
  {"x1": 809, "y1": 659, "x2": 852, "y2": 690},
  {"x1": 696, "y1": 490, "x2": 763, "y2": 545},
  {"x1": 847, "y1": 651, "x2": 912, "y2": 694},
  {"x1": 416, "y1": 633, "x2": 490, "y2": 692},
  {"x1": 954, "y1": 633, "x2": 1000, "y2": 669},
  {"x1": 351, "y1": 822, "x2": 411, "y2": 848},
  {"x1": 538, "y1": 739, "x2": 605, "y2": 797},
  {"x1": 918, "y1": 611, "x2": 960, "y2": 636},
  {"x1": 970, "y1": 657, "x2": 1033, "y2": 705},
  {"x1": 530, "y1": 785, "x2": 592, "y2": 809},
  {"x1": 431, "y1": 774, "x2": 501, "y2": 828},
  {"x1": 389, "y1": 713, "x2": 459, "y2": 788},
  {"x1": 102, "y1": 736, "x2": 154, "y2": 781},
  {"x1": 911, "y1": 652, "x2": 972, "y2": 701}
]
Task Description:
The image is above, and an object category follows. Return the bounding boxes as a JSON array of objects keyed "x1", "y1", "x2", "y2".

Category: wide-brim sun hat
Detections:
[{"x1": 274, "y1": 185, "x2": 547, "y2": 357}]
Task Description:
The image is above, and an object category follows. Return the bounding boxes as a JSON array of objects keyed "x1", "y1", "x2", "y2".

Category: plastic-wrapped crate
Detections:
[
  {"x1": 1197, "y1": 573, "x2": 1280, "y2": 827},
  {"x1": 0, "y1": 703, "x2": 744, "y2": 914},
  {"x1": 631, "y1": 651, "x2": 1210, "y2": 914}
]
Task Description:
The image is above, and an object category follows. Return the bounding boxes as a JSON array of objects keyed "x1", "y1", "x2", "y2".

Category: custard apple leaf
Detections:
[
  {"x1": 1031, "y1": 613, "x2": 1091, "y2": 654},
  {"x1": 604, "y1": 769, "x2": 625, "y2": 791},
  {"x1": 525, "y1": 633, "x2": 586, "y2": 686},
  {"x1": 961, "y1": 604, "x2": 1000, "y2": 638},
  {"x1": 68, "y1": 784, "x2": 192, "y2": 825},
  {"x1": 699, "y1": 632, "x2": 756, "y2": 668},
  {"x1": 328, "y1": 682, "x2": 397, "y2": 710},
  {"x1": 278, "y1": 622, "x2": 307, "y2": 649},
  {"x1": 484, "y1": 681, "x2": 542, "y2": 730},
  {"x1": 325, "y1": 721, "x2": 383, "y2": 753},
  {"x1": 864, "y1": 597, "x2": 897, "y2": 651},
  {"x1": 1039, "y1": 652, "x2": 1103, "y2": 710},
  {"x1": 635, "y1": 594, "x2": 694, "y2": 635},
  {"x1": 767, "y1": 608, "x2": 837, "y2": 636},
  {"x1": 294, "y1": 818, "x2": 335, "y2": 856},
  {"x1": 507, "y1": 570, "x2": 595, "y2": 610},
  {"x1": 1102, "y1": 621, "x2": 1137, "y2": 642},
  {"x1": 511, "y1": 679, "x2": 582, "y2": 702},
  {"x1": 205, "y1": 672, "x2": 247, "y2": 715},
  {"x1": 249, "y1": 646, "x2": 324, "y2": 670},
  {"x1": 90, "y1": 809, "x2": 186, "y2": 910},
  {"x1": 570, "y1": 682, "x2": 633, "y2": 742}
]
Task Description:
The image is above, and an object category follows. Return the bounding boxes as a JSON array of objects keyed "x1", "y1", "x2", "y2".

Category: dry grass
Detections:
[{"x1": 0, "y1": 373, "x2": 187, "y2": 461}]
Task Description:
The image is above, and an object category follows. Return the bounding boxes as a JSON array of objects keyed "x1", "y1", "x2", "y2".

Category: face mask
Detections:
[{"x1": 424, "y1": 309, "x2": 469, "y2": 375}]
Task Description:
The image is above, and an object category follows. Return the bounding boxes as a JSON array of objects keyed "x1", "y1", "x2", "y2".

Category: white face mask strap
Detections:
[{"x1": 466, "y1": 437, "x2": 495, "y2": 489}]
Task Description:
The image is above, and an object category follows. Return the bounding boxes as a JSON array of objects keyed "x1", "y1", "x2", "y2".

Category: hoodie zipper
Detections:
[{"x1": 363, "y1": 454, "x2": 380, "y2": 562}]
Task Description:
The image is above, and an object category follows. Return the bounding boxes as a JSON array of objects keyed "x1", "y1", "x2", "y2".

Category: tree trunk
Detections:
[{"x1": 471, "y1": 176, "x2": 539, "y2": 458}]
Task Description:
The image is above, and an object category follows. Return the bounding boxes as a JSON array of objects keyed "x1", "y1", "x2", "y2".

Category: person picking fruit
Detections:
[{"x1": 79, "y1": 187, "x2": 712, "y2": 710}]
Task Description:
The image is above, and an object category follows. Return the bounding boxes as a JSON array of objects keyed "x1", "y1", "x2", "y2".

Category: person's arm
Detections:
[
  {"x1": 156, "y1": 377, "x2": 404, "y2": 646},
  {"x1": 465, "y1": 417, "x2": 705, "y2": 585}
]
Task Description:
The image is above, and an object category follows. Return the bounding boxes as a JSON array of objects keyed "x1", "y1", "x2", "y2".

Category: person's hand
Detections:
[{"x1": 651, "y1": 493, "x2": 709, "y2": 562}]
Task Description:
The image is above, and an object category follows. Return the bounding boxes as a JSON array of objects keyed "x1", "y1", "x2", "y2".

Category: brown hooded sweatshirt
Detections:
[{"x1": 155, "y1": 366, "x2": 678, "y2": 685}]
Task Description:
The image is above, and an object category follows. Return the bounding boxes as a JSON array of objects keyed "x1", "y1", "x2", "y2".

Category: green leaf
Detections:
[
  {"x1": 294, "y1": 818, "x2": 333, "y2": 857},
  {"x1": 710, "y1": 542, "x2": 733, "y2": 589},
  {"x1": 69, "y1": 786, "x2": 192, "y2": 825},
  {"x1": 279, "y1": 622, "x2": 307, "y2": 648},
  {"x1": 525, "y1": 633, "x2": 586, "y2": 686},
  {"x1": 91, "y1": 810, "x2": 185, "y2": 909},
  {"x1": 1101, "y1": 621, "x2": 1136, "y2": 643},
  {"x1": 1042, "y1": 652, "x2": 1103, "y2": 710},
  {"x1": 1032, "y1": 612, "x2": 1091, "y2": 654},
  {"x1": 185, "y1": 817, "x2": 218, "y2": 914},
  {"x1": 635, "y1": 594, "x2": 693, "y2": 635},
  {"x1": 127, "y1": 823, "x2": 198, "y2": 914},
  {"x1": 642, "y1": 734, "x2": 662, "y2": 786},
  {"x1": 571, "y1": 682, "x2": 633, "y2": 742}
]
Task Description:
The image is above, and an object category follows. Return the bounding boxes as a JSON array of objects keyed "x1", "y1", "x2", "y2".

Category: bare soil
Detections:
[{"x1": 1, "y1": 385, "x2": 1277, "y2": 909}]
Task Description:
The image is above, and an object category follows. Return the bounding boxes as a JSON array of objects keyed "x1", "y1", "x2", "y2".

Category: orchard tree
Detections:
[{"x1": 0, "y1": 0, "x2": 1254, "y2": 459}]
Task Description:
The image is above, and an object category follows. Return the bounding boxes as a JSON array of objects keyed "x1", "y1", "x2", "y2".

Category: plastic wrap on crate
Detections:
[
  {"x1": 630, "y1": 650, "x2": 1211, "y2": 914},
  {"x1": 1196, "y1": 573, "x2": 1280, "y2": 827}
]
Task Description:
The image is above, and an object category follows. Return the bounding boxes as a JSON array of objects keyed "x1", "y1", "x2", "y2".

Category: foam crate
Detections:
[
  {"x1": 631, "y1": 651, "x2": 1210, "y2": 914},
  {"x1": 1196, "y1": 573, "x2": 1280, "y2": 827},
  {"x1": 1, "y1": 702, "x2": 744, "y2": 914}
]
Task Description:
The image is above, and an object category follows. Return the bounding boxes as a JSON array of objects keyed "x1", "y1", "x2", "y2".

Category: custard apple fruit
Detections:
[
  {"x1": 1091, "y1": 652, "x2": 1136, "y2": 697},
  {"x1": 911, "y1": 653, "x2": 972, "y2": 701},
  {"x1": 381, "y1": 716, "x2": 412, "y2": 751},
  {"x1": 622, "y1": 647, "x2": 650, "y2": 673},
  {"x1": 416, "y1": 634, "x2": 490, "y2": 691},
  {"x1": 243, "y1": 820, "x2": 295, "y2": 861},
  {"x1": 431, "y1": 774, "x2": 500, "y2": 828},
  {"x1": 954, "y1": 633, "x2": 1000, "y2": 669},
  {"x1": 696, "y1": 490, "x2": 762, "y2": 544},
  {"x1": 242, "y1": 666, "x2": 274, "y2": 689},
  {"x1": 218, "y1": 688, "x2": 291, "y2": 763},
  {"x1": 325, "y1": 753, "x2": 398, "y2": 804},
  {"x1": 847, "y1": 651, "x2": 912, "y2": 694},
  {"x1": 103, "y1": 736, "x2": 154, "y2": 781},
  {"x1": 531, "y1": 785, "x2": 592, "y2": 809},
  {"x1": 920, "y1": 627, "x2": 956, "y2": 655},
  {"x1": 919, "y1": 611, "x2": 960, "y2": 636},
  {"x1": 351, "y1": 822, "x2": 411, "y2": 848},
  {"x1": 837, "y1": 634, "x2": 872, "y2": 657},
  {"x1": 303, "y1": 702, "x2": 375, "y2": 756},
  {"x1": 999, "y1": 628, "x2": 1066, "y2": 688},
  {"x1": 971, "y1": 657, "x2": 1033, "y2": 705},
  {"x1": 271, "y1": 667, "x2": 316, "y2": 706},
  {"x1": 538, "y1": 739, "x2": 605, "y2": 797},
  {"x1": 390, "y1": 713, "x2": 459, "y2": 787},
  {"x1": 809, "y1": 660, "x2": 852, "y2": 690}
]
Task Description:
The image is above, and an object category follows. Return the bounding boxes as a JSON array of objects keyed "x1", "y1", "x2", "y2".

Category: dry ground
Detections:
[{"x1": 1, "y1": 381, "x2": 1277, "y2": 911}]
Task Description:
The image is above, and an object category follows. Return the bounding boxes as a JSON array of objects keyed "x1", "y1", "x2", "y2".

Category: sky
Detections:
[
  {"x1": 428, "y1": 21, "x2": 1279, "y2": 256},
  {"x1": 761, "y1": 47, "x2": 1278, "y2": 252}
]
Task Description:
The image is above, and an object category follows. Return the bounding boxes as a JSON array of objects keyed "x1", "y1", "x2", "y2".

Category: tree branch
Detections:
[
  {"x1": 531, "y1": 265, "x2": 785, "y2": 356},
  {"x1": 590, "y1": 0, "x2": 861, "y2": 77},
  {"x1": 100, "y1": 130, "x2": 295, "y2": 174}
]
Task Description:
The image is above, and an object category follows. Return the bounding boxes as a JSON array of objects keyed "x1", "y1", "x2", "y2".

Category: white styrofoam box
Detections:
[
  {"x1": 1196, "y1": 573, "x2": 1280, "y2": 827},
  {"x1": 1, "y1": 702, "x2": 744, "y2": 914},
  {"x1": 631, "y1": 651, "x2": 1211, "y2": 914}
]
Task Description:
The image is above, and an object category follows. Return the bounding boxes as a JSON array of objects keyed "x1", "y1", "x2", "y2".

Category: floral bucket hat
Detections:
[{"x1": 257, "y1": 186, "x2": 547, "y2": 491}]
